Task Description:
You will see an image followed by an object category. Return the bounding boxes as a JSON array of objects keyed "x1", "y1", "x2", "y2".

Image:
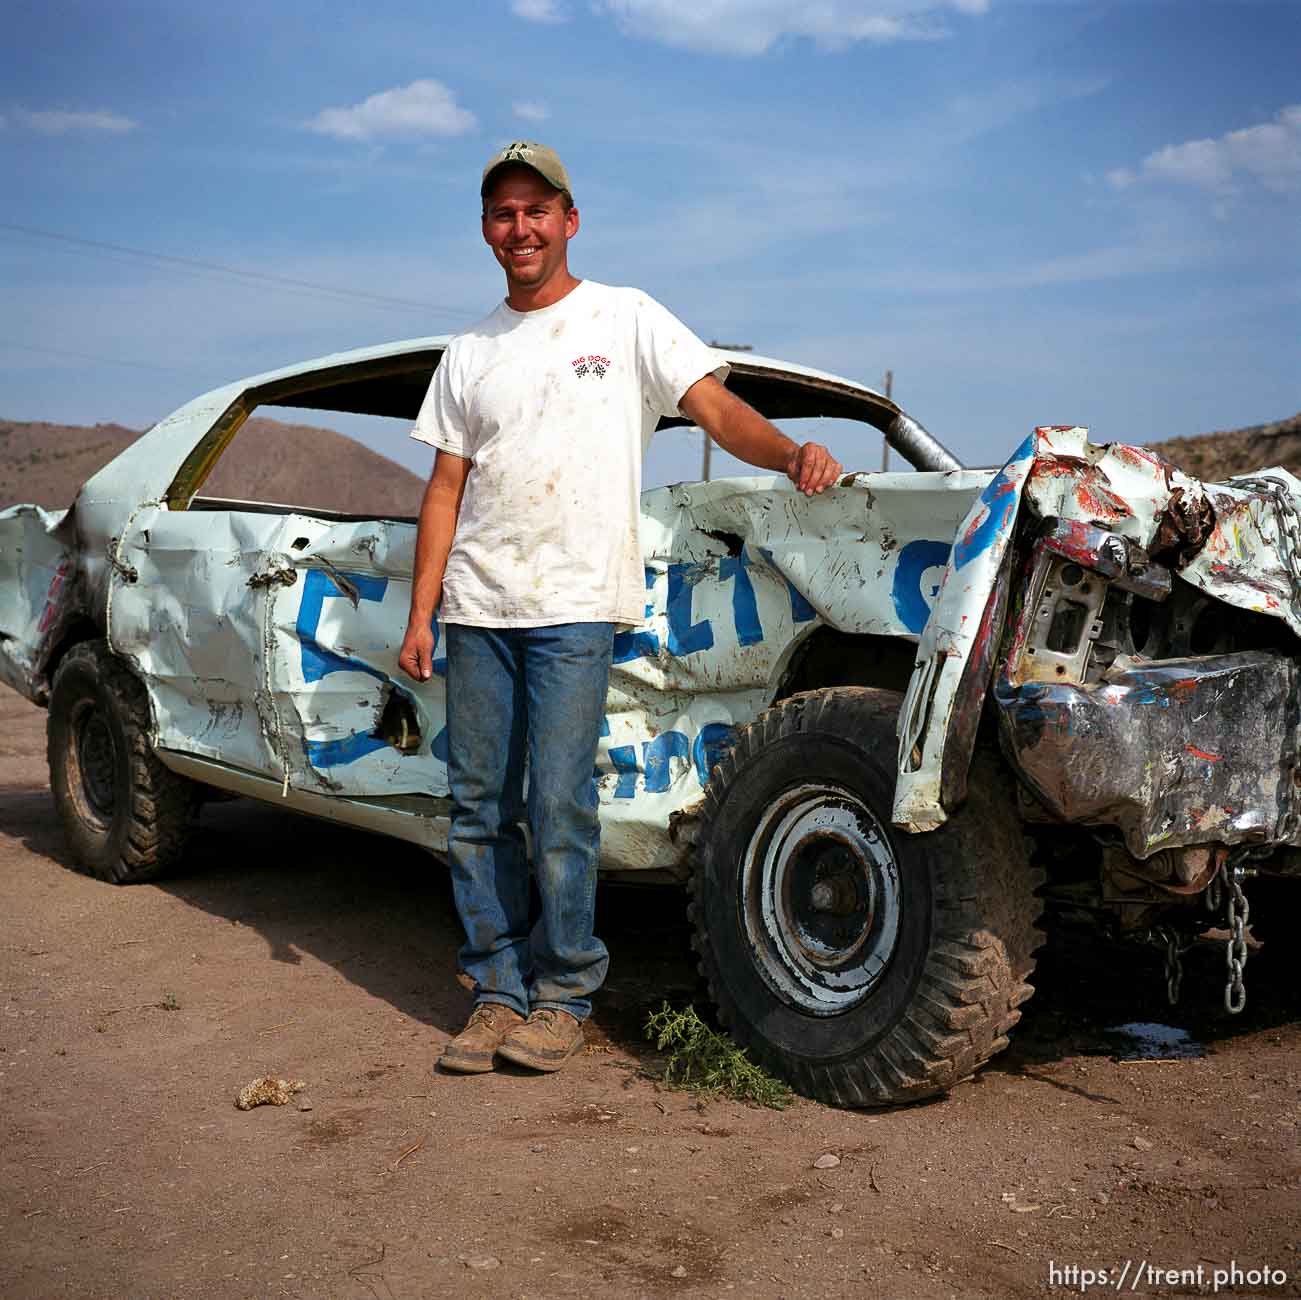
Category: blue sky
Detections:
[{"x1": 3, "y1": 0, "x2": 1298, "y2": 487}]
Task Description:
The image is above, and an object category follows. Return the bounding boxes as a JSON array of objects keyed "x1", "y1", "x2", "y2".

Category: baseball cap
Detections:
[{"x1": 480, "y1": 141, "x2": 573, "y2": 199}]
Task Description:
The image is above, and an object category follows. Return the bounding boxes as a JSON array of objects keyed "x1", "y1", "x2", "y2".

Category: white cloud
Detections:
[
  {"x1": 8, "y1": 108, "x2": 138, "y2": 134},
  {"x1": 511, "y1": 0, "x2": 570, "y2": 19},
  {"x1": 1110, "y1": 104, "x2": 1301, "y2": 195},
  {"x1": 591, "y1": 0, "x2": 988, "y2": 55},
  {"x1": 306, "y1": 79, "x2": 476, "y2": 142},
  {"x1": 513, "y1": 101, "x2": 550, "y2": 122}
]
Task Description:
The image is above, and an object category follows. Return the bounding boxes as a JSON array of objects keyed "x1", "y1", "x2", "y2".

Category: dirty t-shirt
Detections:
[{"x1": 410, "y1": 280, "x2": 727, "y2": 627}]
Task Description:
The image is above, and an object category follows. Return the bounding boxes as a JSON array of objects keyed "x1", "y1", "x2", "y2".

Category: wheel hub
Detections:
[
  {"x1": 742, "y1": 783, "x2": 901, "y2": 1015},
  {"x1": 75, "y1": 709, "x2": 117, "y2": 819}
]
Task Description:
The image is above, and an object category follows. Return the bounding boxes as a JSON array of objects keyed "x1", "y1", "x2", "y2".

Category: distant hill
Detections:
[
  {"x1": 0, "y1": 416, "x2": 426, "y2": 518},
  {"x1": 1150, "y1": 413, "x2": 1301, "y2": 483},
  {"x1": 4, "y1": 409, "x2": 1299, "y2": 523}
]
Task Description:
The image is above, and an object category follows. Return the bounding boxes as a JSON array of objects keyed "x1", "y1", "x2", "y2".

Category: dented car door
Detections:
[
  {"x1": 265, "y1": 517, "x2": 452, "y2": 802},
  {"x1": 108, "y1": 503, "x2": 291, "y2": 781}
]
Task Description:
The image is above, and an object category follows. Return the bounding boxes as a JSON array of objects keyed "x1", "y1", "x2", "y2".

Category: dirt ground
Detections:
[{"x1": 2, "y1": 690, "x2": 1299, "y2": 1300}]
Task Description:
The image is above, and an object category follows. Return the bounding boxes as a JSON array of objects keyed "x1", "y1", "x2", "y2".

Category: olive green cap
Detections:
[{"x1": 481, "y1": 141, "x2": 573, "y2": 200}]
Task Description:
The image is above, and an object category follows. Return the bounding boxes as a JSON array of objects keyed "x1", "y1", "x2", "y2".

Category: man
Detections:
[{"x1": 400, "y1": 141, "x2": 841, "y2": 1075}]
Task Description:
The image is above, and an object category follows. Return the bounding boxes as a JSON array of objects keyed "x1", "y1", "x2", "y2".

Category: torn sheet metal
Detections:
[
  {"x1": 995, "y1": 651, "x2": 1300, "y2": 858},
  {"x1": 0, "y1": 504, "x2": 72, "y2": 701},
  {"x1": 891, "y1": 425, "x2": 1301, "y2": 835},
  {"x1": 893, "y1": 431, "x2": 1040, "y2": 831},
  {"x1": 215, "y1": 473, "x2": 995, "y2": 875},
  {"x1": 80, "y1": 433, "x2": 992, "y2": 874},
  {"x1": 1179, "y1": 470, "x2": 1301, "y2": 637},
  {"x1": 0, "y1": 336, "x2": 977, "y2": 875}
]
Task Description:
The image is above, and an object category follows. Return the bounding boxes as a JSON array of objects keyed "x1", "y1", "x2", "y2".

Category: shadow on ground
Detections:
[
  {"x1": 44, "y1": 790, "x2": 703, "y2": 1057},
  {"x1": 7, "y1": 776, "x2": 1297, "y2": 1095}
]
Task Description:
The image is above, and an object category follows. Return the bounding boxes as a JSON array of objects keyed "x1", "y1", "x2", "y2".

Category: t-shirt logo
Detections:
[{"x1": 571, "y1": 354, "x2": 609, "y2": 379}]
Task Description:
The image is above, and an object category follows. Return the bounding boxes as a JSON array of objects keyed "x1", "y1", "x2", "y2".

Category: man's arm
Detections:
[
  {"x1": 679, "y1": 374, "x2": 842, "y2": 495},
  {"x1": 398, "y1": 449, "x2": 470, "y2": 681}
]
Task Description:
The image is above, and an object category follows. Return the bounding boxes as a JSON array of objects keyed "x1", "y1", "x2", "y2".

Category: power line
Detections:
[
  {"x1": 0, "y1": 222, "x2": 476, "y2": 320},
  {"x1": 0, "y1": 338, "x2": 190, "y2": 374}
]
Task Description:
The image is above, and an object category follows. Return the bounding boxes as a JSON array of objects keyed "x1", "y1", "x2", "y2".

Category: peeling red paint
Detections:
[
  {"x1": 36, "y1": 560, "x2": 70, "y2": 635},
  {"x1": 1186, "y1": 745, "x2": 1221, "y2": 761},
  {"x1": 1109, "y1": 443, "x2": 1164, "y2": 471},
  {"x1": 1073, "y1": 480, "x2": 1131, "y2": 522}
]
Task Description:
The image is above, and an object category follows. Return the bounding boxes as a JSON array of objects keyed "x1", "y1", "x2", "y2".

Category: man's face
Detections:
[{"x1": 481, "y1": 167, "x2": 579, "y2": 297}]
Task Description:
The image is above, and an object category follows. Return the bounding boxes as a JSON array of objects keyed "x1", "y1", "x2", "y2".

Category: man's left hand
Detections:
[{"x1": 786, "y1": 442, "x2": 843, "y2": 496}]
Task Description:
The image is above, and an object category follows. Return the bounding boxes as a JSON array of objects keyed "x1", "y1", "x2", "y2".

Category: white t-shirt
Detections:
[{"x1": 410, "y1": 280, "x2": 727, "y2": 627}]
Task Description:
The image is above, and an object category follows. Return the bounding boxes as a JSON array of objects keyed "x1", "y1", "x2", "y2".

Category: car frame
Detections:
[{"x1": 3, "y1": 338, "x2": 1298, "y2": 1107}]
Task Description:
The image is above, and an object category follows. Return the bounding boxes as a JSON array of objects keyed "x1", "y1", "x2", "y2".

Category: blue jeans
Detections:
[{"x1": 444, "y1": 621, "x2": 614, "y2": 1021}]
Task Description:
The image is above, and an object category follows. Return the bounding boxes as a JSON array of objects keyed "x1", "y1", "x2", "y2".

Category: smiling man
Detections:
[{"x1": 400, "y1": 141, "x2": 841, "y2": 1075}]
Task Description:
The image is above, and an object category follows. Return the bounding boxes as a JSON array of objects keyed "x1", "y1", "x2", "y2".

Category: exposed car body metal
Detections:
[
  {"x1": 896, "y1": 424, "x2": 1301, "y2": 871},
  {"x1": 0, "y1": 340, "x2": 976, "y2": 876},
  {"x1": 4, "y1": 344, "x2": 1300, "y2": 892}
]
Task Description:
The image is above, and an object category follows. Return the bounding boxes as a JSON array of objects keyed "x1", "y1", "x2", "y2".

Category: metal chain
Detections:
[
  {"x1": 1159, "y1": 927, "x2": 1184, "y2": 1006},
  {"x1": 1224, "y1": 864, "x2": 1250, "y2": 1014}
]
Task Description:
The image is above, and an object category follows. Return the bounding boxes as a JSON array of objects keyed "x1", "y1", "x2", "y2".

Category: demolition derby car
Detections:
[{"x1": 2, "y1": 338, "x2": 1298, "y2": 1107}]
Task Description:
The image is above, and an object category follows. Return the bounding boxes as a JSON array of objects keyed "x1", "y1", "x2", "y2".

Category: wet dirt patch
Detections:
[{"x1": 298, "y1": 1109, "x2": 367, "y2": 1149}]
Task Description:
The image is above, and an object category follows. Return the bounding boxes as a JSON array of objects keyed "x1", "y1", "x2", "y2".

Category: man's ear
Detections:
[{"x1": 566, "y1": 205, "x2": 580, "y2": 239}]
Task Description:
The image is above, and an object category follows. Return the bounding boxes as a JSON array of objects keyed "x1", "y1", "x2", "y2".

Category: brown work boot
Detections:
[
  {"x1": 496, "y1": 1007, "x2": 585, "y2": 1072},
  {"x1": 439, "y1": 1003, "x2": 525, "y2": 1074}
]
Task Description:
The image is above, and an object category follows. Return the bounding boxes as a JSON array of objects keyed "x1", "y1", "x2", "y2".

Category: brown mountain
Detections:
[
  {"x1": 1151, "y1": 413, "x2": 1301, "y2": 483},
  {"x1": 5, "y1": 410, "x2": 1299, "y2": 523},
  {"x1": 0, "y1": 416, "x2": 426, "y2": 518}
]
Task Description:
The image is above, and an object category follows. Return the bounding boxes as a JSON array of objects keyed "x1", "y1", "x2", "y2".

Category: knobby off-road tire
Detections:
[
  {"x1": 690, "y1": 687, "x2": 1044, "y2": 1107},
  {"x1": 46, "y1": 640, "x2": 196, "y2": 883}
]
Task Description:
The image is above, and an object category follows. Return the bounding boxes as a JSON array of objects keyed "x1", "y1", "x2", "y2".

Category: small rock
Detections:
[
  {"x1": 464, "y1": 1256, "x2": 501, "y2": 1271},
  {"x1": 1094, "y1": 1192, "x2": 1110, "y2": 1205},
  {"x1": 529, "y1": 1143, "x2": 546, "y2": 1153},
  {"x1": 297, "y1": 1101, "x2": 313, "y2": 1112},
  {"x1": 829, "y1": 1202, "x2": 844, "y2": 1213},
  {"x1": 813, "y1": 1153, "x2": 841, "y2": 1169},
  {"x1": 1132, "y1": 1135, "x2": 1154, "y2": 1151},
  {"x1": 829, "y1": 1227, "x2": 845, "y2": 1240},
  {"x1": 671, "y1": 1265, "x2": 687, "y2": 1278}
]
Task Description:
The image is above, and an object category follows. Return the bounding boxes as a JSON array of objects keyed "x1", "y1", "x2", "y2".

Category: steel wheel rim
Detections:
[
  {"x1": 741, "y1": 782, "x2": 901, "y2": 1015},
  {"x1": 72, "y1": 701, "x2": 117, "y2": 821}
]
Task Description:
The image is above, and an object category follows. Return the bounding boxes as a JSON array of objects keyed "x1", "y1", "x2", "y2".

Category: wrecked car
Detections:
[{"x1": 2, "y1": 338, "x2": 1298, "y2": 1108}]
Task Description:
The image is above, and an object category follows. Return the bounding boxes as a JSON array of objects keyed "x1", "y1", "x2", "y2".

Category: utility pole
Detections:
[
  {"x1": 703, "y1": 341, "x2": 754, "y2": 480},
  {"x1": 881, "y1": 369, "x2": 893, "y2": 471}
]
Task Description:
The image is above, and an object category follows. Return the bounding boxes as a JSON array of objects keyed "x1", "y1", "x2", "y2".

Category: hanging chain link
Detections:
[
  {"x1": 1224, "y1": 863, "x2": 1250, "y2": 1014},
  {"x1": 1157, "y1": 927, "x2": 1185, "y2": 1006}
]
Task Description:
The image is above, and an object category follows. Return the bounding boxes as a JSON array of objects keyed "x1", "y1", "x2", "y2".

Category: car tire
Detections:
[
  {"x1": 46, "y1": 639, "x2": 196, "y2": 884},
  {"x1": 690, "y1": 686, "x2": 1044, "y2": 1107}
]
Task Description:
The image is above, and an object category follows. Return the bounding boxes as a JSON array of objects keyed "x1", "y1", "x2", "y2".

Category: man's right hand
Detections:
[{"x1": 398, "y1": 623, "x2": 436, "y2": 681}]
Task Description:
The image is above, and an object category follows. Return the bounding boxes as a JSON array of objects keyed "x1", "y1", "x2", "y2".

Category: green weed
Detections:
[
  {"x1": 158, "y1": 991, "x2": 181, "y2": 1012},
  {"x1": 644, "y1": 1003, "x2": 794, "y2": 1110}
]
